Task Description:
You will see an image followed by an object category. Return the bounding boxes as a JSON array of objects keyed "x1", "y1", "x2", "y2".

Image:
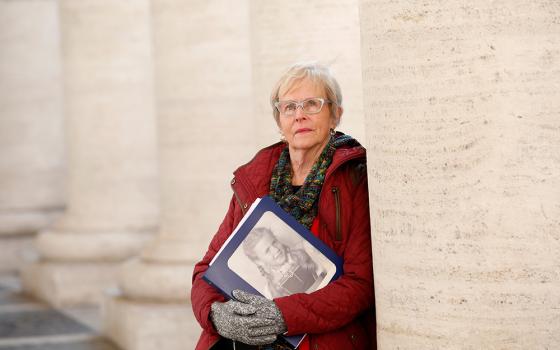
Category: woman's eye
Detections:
[
  {"x1": 306, "y1": 100, "x2": 319, "y2": 107},
  {"x1": 284, "y1": 103, "x2": 296, "y2": 112}
]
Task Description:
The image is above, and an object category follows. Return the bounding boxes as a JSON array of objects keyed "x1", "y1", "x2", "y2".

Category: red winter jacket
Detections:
[{"x1": 191, "y1": 140, "x2": 376, "y2": 350}]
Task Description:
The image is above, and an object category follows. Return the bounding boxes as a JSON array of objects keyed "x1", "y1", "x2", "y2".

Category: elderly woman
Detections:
[{"x1": 191, "y1": 62, "x2": 375, "y2": 350}]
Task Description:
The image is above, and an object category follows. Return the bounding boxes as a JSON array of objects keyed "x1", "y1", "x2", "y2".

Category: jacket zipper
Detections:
[
  {"x1": 323, "y1": 150, "x2": 366, "y2": 242},
  {"x1": 331, "y1": 186, "x2": 342, "y2": 241},
  {"x1": 231, "y1": 178, "x2": 248, "y2": 215}
]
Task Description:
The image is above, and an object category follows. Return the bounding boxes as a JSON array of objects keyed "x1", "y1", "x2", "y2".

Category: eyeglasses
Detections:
[{"x1": 274, "y1": 97, "x2": 331, "y2": 116}]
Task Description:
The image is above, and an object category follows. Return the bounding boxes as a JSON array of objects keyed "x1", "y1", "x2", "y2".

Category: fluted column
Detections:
[
  {"x1": 0, "y1": 0, "x2": 64, "y2": 272},
  {"x1": 21, "y1": 0, "x2": 159, "y2": 306},
  {"x1": 360, "y1": 1, "x2": 560, "y2": 348},
  {"x1": 104, "y1": 1, "x2": 254, "y2": 349},
  {"x1": 250, "y1": 0, "x2": 365, "y2": 146}
]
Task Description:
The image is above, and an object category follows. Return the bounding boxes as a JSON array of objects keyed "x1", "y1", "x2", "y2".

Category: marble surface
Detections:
[
  {"x1": 0, "y1": 275, "x2": 119, "y2": 350},
  {"x1": 0, "y1": 286, "x2": 33, "y2": 306},
  {"x1": 0, "y1": 310, "x2": 91, "y2": 338},
  {"x1": 0, "y1": 339, "x2": 116, "y2": 350}
]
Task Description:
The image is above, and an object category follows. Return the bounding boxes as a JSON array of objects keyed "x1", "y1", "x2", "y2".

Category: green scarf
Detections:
[{"x1": 269, "y1": 133, "x2": 357, "y2": 229}]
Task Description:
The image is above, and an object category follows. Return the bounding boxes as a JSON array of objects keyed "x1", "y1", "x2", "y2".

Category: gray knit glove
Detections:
[
  {"x1": 232, "y1": 290, "x2": 287, "y2": 335},
  {"x1": 210, "y1": 299, "x2": 278, "y2": 345}
]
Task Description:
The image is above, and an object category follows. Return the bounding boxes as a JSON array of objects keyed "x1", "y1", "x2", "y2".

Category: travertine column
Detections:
[
  {"x1": 250, "y1": 0, "x2": 365, "y2": 147},
  {"x1": 21, "y1": 0, "x2": 159, "y2": 306},
  {"x1": 0, "y1": 0, "x2": 64, "y2": 272},
  {"x1": 104, "y1": 1, "x2": 253, "y2": 349},
  {"x1": 360, "y1": 1, "x2": 560, "y2": 348}
]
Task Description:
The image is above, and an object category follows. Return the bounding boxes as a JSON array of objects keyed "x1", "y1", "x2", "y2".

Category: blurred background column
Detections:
[
  {"x1": 104, "y1": 1, "x2": 254, "y2": 349},
  {"x1": 250, "y1": 0, "x2": 365, "y2": 147},
  {"x1": 360, "y1": 1, "x2": 560, "y2": 348},
  {"x1": 0, "y1": 0, "x2": 64, "y2": 272},
  {"x1": 21, "y1": 0, "x2": 159, "y2": 307}
]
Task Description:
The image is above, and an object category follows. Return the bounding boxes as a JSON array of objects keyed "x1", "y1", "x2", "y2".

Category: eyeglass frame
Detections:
[{"x1": 273, "y1": 97, "x2": 332, "y2": 117}]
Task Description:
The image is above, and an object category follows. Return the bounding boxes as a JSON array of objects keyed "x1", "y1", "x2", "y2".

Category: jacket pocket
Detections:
[
  {"x1": 346, "y1": 320, "x2": 369, "y2": 350},
  {"x1": 331, "y1": 186, "x2": 342, "y2": 241},
  {"x1": 313, "y1": 320, "x2": 370, "y2": 350},
  {"x1": 231, "y1": 177, "x2": 249, "y2": 215}
]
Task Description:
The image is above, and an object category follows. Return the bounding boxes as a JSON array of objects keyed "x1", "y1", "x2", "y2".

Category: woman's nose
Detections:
[{"x1": 294, "y1": 106, "x2": 307, "y2": 120}]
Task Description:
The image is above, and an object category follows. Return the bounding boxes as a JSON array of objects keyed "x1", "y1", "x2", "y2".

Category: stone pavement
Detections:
[{"x1": 0, "y1": 274, "x2": 119, "y2": 350}]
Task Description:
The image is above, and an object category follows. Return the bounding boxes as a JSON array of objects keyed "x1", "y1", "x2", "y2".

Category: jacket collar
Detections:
[{"x1": 233, "y1": 137, "x2": 366, "y2": 201}]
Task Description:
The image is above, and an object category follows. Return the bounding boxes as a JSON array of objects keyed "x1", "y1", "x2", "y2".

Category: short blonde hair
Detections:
[{"x1": 270, "y1": 62, "x2": 342, "y2": 126}]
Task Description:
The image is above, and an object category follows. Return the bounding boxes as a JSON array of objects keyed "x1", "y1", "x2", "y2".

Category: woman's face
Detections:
[{"x1": 277, "y1": 78, "x2": 340, "y2": 154}]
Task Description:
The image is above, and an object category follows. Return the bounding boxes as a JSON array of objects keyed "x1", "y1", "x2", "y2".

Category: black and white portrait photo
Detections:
[{"x1": 227, "y1": 211, "x2": 336, "y2": 299}]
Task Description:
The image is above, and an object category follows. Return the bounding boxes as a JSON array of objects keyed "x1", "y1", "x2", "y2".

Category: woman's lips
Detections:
[{"x1": 295, "y1": 128, "x2": 312, "y2": 134}]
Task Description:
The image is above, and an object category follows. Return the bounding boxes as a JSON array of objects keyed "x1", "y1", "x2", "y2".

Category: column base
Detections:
[
  {"x1": 103, "y1": 294, "x2": 200, "y2": 350},
  {"x1": 36, "y1": 230, "x2": 154, "y2": 261},
  {"x1": 0, "y1": 208, "x2": 62, "y2": 235},
  {"x1": 118, "y1": 258, "x2": 194, "y2": 302},
  {"x1": 20, "y1": 261, "x2": 120, "y2": 307},
  {"x1": 0, "y1": 233, "x2": 37, "y2": 273}
]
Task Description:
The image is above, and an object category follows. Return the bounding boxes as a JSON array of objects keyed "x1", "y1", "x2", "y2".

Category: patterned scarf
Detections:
[{"x1": 269, "y1": 133, "x2": 357, "y2": 229}]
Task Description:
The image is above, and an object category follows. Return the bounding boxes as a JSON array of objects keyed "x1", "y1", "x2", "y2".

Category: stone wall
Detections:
[{"x1": 360, "y1": 1, "x2": 560, "y2": 348}]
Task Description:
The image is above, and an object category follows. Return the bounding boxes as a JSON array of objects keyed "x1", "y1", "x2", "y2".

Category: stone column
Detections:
[
  {"x1": 360, "y1": 1, "x2": 560, "y2": 348},
  {"x1": 104, "y1": 1, "x2": 254, "y2": 349},
  {"x1": 0, "y1": 0, "x2": 64, "y2": 272},
  {"x1": 21, "y1": 0, "x2": 159, "y2": 307},
  {"x1": 250, "y1": 0, "x2": 365, "y2": 147}
]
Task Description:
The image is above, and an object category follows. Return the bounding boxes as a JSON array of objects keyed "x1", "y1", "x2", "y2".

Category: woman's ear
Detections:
[{"x1": 332, "y1": 105, "x2": 343, "y2": 128}]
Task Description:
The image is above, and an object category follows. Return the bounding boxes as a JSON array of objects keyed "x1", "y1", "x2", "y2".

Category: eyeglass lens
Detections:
[{"x1": 278, "y1": 98, "x2": 324, "y2": 115}]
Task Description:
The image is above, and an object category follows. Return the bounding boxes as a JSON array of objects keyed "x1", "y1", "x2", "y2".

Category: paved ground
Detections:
[{"x1": 0, "y1": 274, "x2": 119, "y2": 350}]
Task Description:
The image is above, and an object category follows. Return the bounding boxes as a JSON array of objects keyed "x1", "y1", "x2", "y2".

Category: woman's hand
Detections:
[
  {"x1": 210, "y1": 299, "x2": 279, "y2": 345},
  {"x1": 232, "y1": 290, "x2": 287, "y2": 334}
]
